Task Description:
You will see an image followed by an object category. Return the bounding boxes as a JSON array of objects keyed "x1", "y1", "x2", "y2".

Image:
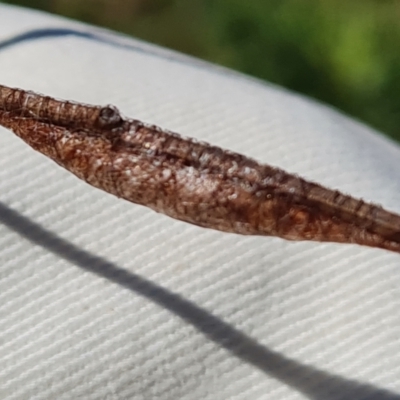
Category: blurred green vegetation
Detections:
[{"x1": 2, "y1": 0, "x2": 400, "y2": 140}]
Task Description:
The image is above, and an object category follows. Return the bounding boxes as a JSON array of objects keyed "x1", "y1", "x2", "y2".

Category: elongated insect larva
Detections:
[{"x1": 1, "y1": 83, "x2": 400, "y2": 253}]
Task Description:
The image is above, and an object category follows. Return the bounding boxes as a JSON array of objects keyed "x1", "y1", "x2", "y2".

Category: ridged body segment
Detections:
[{"x1": 1, "y1": 83, "x2": 400, "y2": 253}]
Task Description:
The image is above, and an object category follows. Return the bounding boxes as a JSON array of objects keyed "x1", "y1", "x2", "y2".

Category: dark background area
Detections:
[{"x1": 2, "y1": 0, "x2": 400, "y2": 141}]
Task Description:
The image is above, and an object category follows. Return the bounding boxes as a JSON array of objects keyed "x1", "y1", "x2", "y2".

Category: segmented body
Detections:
[{"x1": 1, "y1": 83, "x2": 400, "y2": 253}]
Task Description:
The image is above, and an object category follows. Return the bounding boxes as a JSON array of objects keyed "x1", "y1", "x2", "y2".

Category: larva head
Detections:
[{"x1": 96, "y1": 105, "x2": 124, "y2": 130}]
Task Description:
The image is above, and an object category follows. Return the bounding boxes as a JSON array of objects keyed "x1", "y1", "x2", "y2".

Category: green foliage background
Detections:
[{"x1": 2, "y1": 0, "x2": 400, "y2": 141}]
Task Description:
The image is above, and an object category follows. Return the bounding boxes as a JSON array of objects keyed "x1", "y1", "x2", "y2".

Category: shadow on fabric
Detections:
[
  {"x1": 0, "y1": 201, "x2": 398, "y2": 400},
  {"x1": 0, "y1": 27, "x2": 227, "y2": 76}
]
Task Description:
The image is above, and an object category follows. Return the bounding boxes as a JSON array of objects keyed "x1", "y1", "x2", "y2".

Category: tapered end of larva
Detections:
[
  {"x1": 333, "y1": 205, "x2": 400, "y2": 255},
  {"x1": 265, "y1": 181, "x2": 400, "y2": 255},
  {"x1": 366, "y1": 231, "x2": 400, "y2": 254},
  {"x1": 282, "y1": 215, "x2": 400, "y2": 254},
  {"x1": 342, "y1": 230, "x2": 400, "y2": 254},
  {"x1": 318, "y1": 208, "x2": 400, "y2": 254}
]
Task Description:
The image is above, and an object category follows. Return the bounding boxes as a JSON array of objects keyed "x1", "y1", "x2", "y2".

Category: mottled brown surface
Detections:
[{"x1": 1, "y1": 83, "x2": 400, "y2": 253}]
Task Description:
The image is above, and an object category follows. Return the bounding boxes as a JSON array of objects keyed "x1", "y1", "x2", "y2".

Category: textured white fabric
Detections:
[{"x1": 0, "y1": 4, "x2": 400, "y2": 400}]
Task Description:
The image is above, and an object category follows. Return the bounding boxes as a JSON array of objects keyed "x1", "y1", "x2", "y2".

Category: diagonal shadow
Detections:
[
  {"x1": 0, "y1": 27, "x2": 162, "y2": 56},
  {"x1": 0, "y1": 27, "x2": 226, "y2": 75},
  {"x1": 0, "y1": 201, "x2": 398, "y2": 400}
]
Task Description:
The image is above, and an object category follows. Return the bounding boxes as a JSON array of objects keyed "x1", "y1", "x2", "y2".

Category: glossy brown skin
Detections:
[{"x1": 1, "y1": 84, "x2": 400, "y2": 253}]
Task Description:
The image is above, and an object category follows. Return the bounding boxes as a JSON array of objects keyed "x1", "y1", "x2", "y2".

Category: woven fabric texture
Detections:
[{"x1": 0, "y1": 4, "x2": 400, "y2": 400}]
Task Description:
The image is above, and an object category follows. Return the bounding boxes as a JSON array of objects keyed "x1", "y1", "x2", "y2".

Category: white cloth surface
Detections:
[{"x1": 0, "y1": 4, "x2": 400, "y2": 400}]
